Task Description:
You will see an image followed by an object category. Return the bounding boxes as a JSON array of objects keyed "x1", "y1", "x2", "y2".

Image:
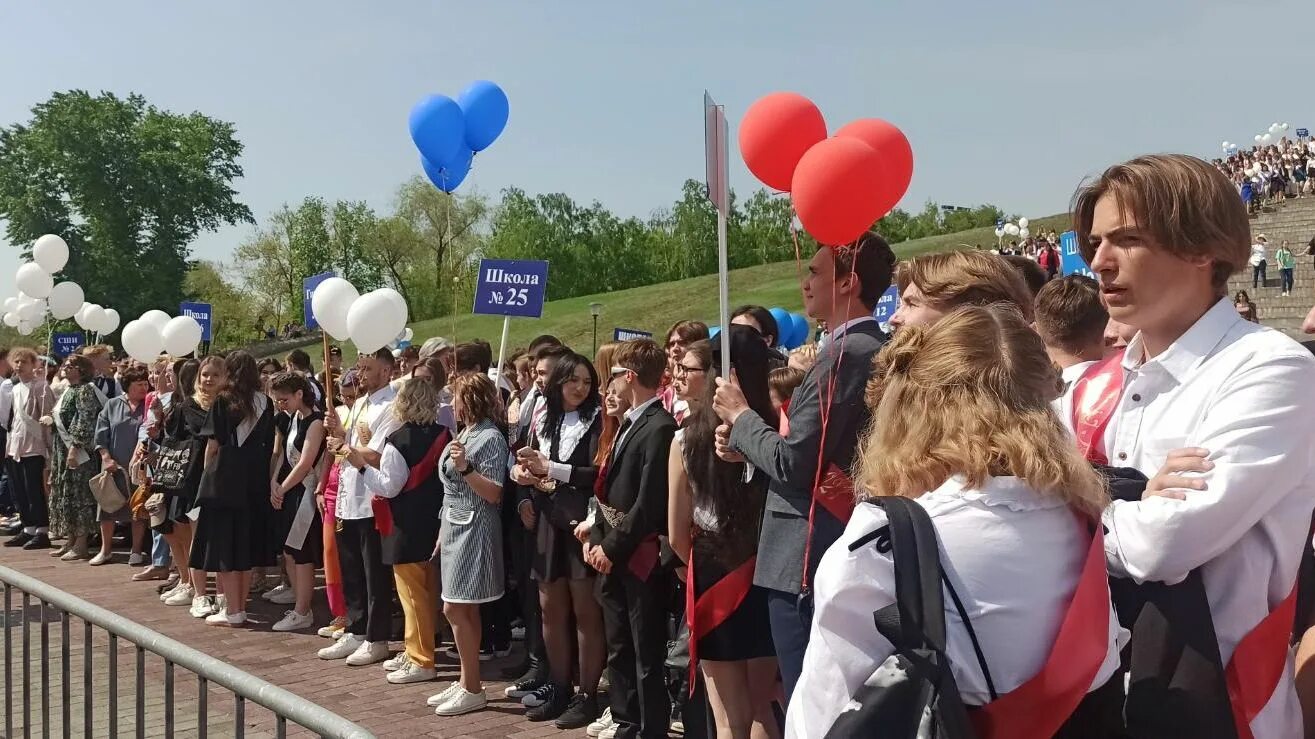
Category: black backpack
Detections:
[{"x1": 824, "y1": 497, "x2": 985, "y2": 739}]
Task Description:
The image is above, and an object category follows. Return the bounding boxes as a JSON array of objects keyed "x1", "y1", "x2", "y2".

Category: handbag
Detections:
[
  {"x1": 149, "y1": 435, "x2": 193, "y2": 491},
  {"x1": 145, "y1": 492, "x2": 168, "y2": 528},
  {"x1": 88, "y1": 470, "x2": 127, "y2": 514}
]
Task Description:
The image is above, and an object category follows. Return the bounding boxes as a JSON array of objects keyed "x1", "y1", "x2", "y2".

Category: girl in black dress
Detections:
[
  {"x1": 671, "y1": 326, "x2": 779, "y2": 739},
  {"x1": 268, "y1": 372, "x2": 327, "y2": 632},
  {"x1": 188, "y1": 352, "x2": 277, "y2": 627},
  {"x1": 153, "y1": 359, "x2": 208, "y2": 608}
]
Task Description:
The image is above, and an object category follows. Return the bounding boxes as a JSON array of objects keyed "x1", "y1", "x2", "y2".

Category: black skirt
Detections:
[
  {"x1": 278, "y1": 486, "x2": 323, "y2": 566},
  {"x1": 692, "y1": 549, "x2": 775, "y2": 662},
  {"x1": 530, "y1": 487, "x2": 593, "y2": 583}
]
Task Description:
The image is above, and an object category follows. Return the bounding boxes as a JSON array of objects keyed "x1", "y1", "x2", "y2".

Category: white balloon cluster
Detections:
[
  {"x1": 120, "y1": 309, "x2": 204, "y2": 363},
  {"x1": 1251, "y1": 122, "x2": 1290, "y2": 147},
  {"x1": 310, "y1": 277, "x2": 409, "y2": 354},
  {"x1": 994, "y1": 216, "x2": 1030, "y2": 240},
  {"x1": 2, "y1": 234, "x2": 122, "y2": 337}
]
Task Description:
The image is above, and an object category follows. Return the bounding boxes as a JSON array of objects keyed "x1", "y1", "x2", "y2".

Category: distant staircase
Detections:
[{"x1": 1227, "y1": 198, "x2": 1315, "y2": 340}]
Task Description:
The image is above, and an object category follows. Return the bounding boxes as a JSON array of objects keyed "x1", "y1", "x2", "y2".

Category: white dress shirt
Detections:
[
  {"x1": 788, "y1": 476, "x2": 1124, "y2": 739},
  {"x1": 1051, "y1": 359, "x2": 1098, "y2": 423},
  {"x1": 335, "y1": 384, "x2": 401, "y2": 521},
  {"x1": 614, "y1": 396, "x2": 660, "y2": 455},
  {"x1": 1064, "y1": 298, "x2": 1315, "y2": 739}
]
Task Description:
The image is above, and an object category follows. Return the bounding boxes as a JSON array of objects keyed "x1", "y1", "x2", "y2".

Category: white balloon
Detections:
[
  {"x1": 1261, "y1": 134, "x2": 1273, "y2": 145},
  {"x1": 15, "y1": 263, "x2": 53, "y2": 299},
  {"x1": 16, "y1": 298, "x2": 45, "y2": 322},
  {"x1": 2, "y1": 297, "x2": 15, "y2": 313},
  {"x1": 1004, "y1": 223, "x2": 1020, "y2": 236},
  {"x1": 160, "y1": 316, "x2": 203, "y2": 356},
  {"x1": 121, "y1": 320, "x2": 164, "y2": 363},
  {"x1": 32, "y1": 234, "x2": 69, "y2": 274},
  {"x1": 403, "y1": 327, "x2": 414, "y2": 342},
  {"x1": 1018, "y1": 217, "x2": 1029, "y2": 229},
  {"x1": 83, "y1": 305, "x2": 107, "y2": 334},
  {"x1": 139, "y1": 310, "x2": 171, "y2": 332},
  {"x1": 1020, "y1": 227, "x2": 1031, "y2": 239},
  {"x1": 16, "y1": 320, "x2": 35, "y2": 336},
  {"x1": 1282, "y1": 122, "x2": 1289, "y2": 131},
  {"x1": 2, "y1": 312, "x2": 18, "y2": 328},
  {"x1": 47, "y1": 281, "x2": 85, "y2": 319},
  {"x1": 376, "y1": 288, "x2": 408, "y2": 326},
  {"x1": 346, "y1": 290, "x2": 407, "y2": 354},
  {"x1": 74, "y1": 303, "x2": 96, "y2": 330},
  {"x1": 310, "y1": 277, "x2": 360, "y2": 341},
  {"x1": 1255, "y1": 134, "x2": 1264, "y2": 143},
  {"x1": 994, "y1": 227, "x2": 1005, "y2": 238},
  {"x1": 101, "y1": 308, "x2": 120, "y2": 335}
]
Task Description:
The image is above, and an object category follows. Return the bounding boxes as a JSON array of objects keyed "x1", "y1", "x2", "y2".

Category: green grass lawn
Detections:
[{"x1": 275, "y1": 212, "x2": 1071, "y2": 365}]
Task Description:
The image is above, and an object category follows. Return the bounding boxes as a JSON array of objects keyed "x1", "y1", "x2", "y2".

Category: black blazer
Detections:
[{"x1": 590, "y1": 399, "x2": 677, "y2": 568}]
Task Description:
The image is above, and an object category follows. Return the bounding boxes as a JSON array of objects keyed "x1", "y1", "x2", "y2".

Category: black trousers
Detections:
[
  {"x1": 335, "y1": 518, "x2": 391, "y2": 642},
  {"x1": 6, "y1": 456, "x2": 48, "y2": 529},
  {"x1": 600, "y1": 568, "x2": 670, "y2": 739}
]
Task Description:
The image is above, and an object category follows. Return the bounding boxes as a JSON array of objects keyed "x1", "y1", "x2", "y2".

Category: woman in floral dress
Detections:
[{"x1": 46, "y1": 354, "x2": 105, "y2": 553}]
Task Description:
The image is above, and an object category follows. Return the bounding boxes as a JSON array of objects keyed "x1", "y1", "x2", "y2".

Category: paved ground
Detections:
[{"x1": 0, "y1": 543, "x2": 598, "y2": 738}]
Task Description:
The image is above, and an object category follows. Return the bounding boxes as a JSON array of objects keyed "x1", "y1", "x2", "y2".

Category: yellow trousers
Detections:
[{"x1": 393, "y1": 563, "x2": 439, "y2": 669}]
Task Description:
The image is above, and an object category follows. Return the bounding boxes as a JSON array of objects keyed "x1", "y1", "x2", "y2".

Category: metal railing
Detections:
[{"x1": 0, "y1": 564, "x2": 374, "y2": 739}]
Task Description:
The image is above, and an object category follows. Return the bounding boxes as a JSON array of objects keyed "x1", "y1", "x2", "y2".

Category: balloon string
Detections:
[{"x1": 446, "y1": 191, "x2": 457, "y2": 345}]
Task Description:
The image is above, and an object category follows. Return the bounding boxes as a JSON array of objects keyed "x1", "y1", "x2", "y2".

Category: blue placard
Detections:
[
  {"x1": 52, "y1": 332, "x2": 84, "y2": 357},
  {"x1": 179, "y1": 302, "x2": 213, "y2": 342},
  {"x1": 303, "y1": 271, "x2": 335, "y2": 329},
  {"x1": 613, "y1": 328, "x2": 653, "y2": 342},
  {"x1": 872, "y1": 285, "x2": 900, "y2": 334},
  {"x1": 1298, "y1": 128, "x2": 1310, "y2": 139},
  {"x1": 473, "y1": 259, "x2": 549, "y2": 318},
  {"x1": 1060, "y1": 230, "x2": 1094, "y2": 278}
]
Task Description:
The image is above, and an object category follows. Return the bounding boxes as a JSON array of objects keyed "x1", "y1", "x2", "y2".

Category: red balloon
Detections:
[
  {"x1": 738, "y1": 92, "x2": 827, "y2": 192},
  {"x1": 791, "y1": 137, "x2": 888, "y2": 246},
  {"x1": 835, "y1": 118, "x2": 913, "y2": 216}
]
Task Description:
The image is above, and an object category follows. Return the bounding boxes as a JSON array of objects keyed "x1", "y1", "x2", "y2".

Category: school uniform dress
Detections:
[
  {"x1": 277, "y1": 410, "x2": 325, "y2": 565},
  {"x1": 159, "y1": 397, "x2": 208, "y2": 525},
  {"x1": 361, "y1": 420, "x2": 452, "y2": 669},
  {"x1": 788, "y1": 476, "x2": 1125, "y2": 739},
  {"x1": 439, "y1": 419, "x2": 509, "y2": 603},
  {"x1": 526, "y1": 409, "x2": 601, "y2": 583},
  {"x1": 1063, "y1": 298, "x2": 1315, "y2": 739},
  {"x1": 187, "y1": 394, "x2": 276, "y2": 573}
]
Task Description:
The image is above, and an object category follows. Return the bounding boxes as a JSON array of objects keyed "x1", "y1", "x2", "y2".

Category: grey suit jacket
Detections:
[{"x1": 730, "y1": 320, "x2": 885, "y2": 594}]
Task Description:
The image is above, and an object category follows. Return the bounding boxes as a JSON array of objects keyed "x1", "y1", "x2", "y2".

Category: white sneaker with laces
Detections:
[
  {"x1": 434, "y1": 688, "x2": 487, "y2": 716},
  {"x1": 587, "y1": 708, "x2": 615, "y2": 737},
  {"x1": 317, "y1": 617, "x2": 347, "y2": 639},
  {"x1": 598, "y1": 724, "x2": 618, "y2": 739},
  {"x1": 344, "y1": 640, "x2": 389, "y2": 666},
  {"x1": 261, "y1": 584, "x2": 290, "y2": 602},
  {"x1": 427, "y1": 682, "x2": 463, "y2": 707},
  {"x1": 164, "y1": 585, "x2": 196, "y2": 607},
  {"x1": 271, "y1": 610, "x2": 314, "y2": 632},
  {"x1": 264, "y1": 586, "x2": 297, "y2": 605},
  {"x1": 128, "y1": 552, "x2": 147, "y2": 567},
  {"x1": 188, "y1": 596, "x2": 216, "y2": 618},
  {"x1": 205, "y1": 611, "x2": 246, "y2": 627},
  {"x1": 318, "y1": 634, "x2": 364, "y2": 660},
  {"x1": 159, "y1": 582, "x2": 182, "y2": 602},
  {"x1": 386, "y1": 662, "x2": 437, "y2": 685},
  {"x1": 383, "y1": 652, "x2": 412, "y2": 672}
]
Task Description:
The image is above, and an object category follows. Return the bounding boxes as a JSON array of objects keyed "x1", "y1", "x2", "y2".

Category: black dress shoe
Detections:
[
  {"x1": 21, "y1": 533, "x2": 51, "y2": 550},
  {"x1": 0, "y1": 523, "x2": 22, "y2": 536},
  {"x1": 4, "y1": 532, "x2": 33, "y2": 547}
]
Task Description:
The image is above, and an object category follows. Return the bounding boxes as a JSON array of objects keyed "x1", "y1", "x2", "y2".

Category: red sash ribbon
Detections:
[
  {"x1": 1070, "y1": 350, "x2": 1294, "y2": 737},
  {"x1": 592, "y1": 460, "x2": 659, "y2": 581},
  {"x1": 971, "y1": 515, "x2": 1110, "y2": 738},
  {"x1": 685, "y1": 548, "x2": 757, "y2": 693},
  {"x1": 372, "y1": 429, "x2": 449, "y2": 537}
]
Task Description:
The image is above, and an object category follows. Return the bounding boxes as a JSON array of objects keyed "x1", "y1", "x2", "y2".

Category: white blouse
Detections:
[{"x1": 787, "y1": 476, "x2": 1125, "y2": 739}]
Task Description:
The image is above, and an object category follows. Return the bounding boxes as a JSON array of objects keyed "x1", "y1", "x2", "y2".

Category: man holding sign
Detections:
[{"x1": 711, "y1": 233, "x2": 896, "y2": 703}]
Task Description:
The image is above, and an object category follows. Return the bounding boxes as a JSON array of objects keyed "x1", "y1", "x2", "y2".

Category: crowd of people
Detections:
[
  {"x1": 1215, "y1": 136, "x2": 1315, "y2": 213},
  {"x1": 4, "y1": 152, "x2": 1315, "y2": 738}
]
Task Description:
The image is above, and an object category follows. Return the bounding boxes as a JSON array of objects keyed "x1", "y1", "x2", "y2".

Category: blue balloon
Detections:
[
  {"x1": 421, "y1": 147, "x2": 473, "y2": 193},
  {"x1": 709, "y1": 326, "x2": 721, "y2": 339},
  {"x1": 790, "y1": 314, "x2": 811, "y2": 348},
  {"x1": 768, "y1": 307, "x2": 792, "y2": 345},
  {"x1": 458, "y1": 80, "x2": 509, "y2": 152},
  {"x1": 409, "y1": 95, "x2": 465, "y2": 170}
]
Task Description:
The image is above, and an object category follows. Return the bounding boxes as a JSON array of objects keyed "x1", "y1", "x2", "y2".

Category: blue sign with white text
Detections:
[
  {"x1": 1060, "y1": 231, "x2": 1094, "y2": 279},
  {"x1": 303, "y1": 271, "x2": 335, "y2": 329},
  {"x1": 180, "y1": 302, "x2": 213, "y2": 342},
  {"x1": 1297, "y1": 128, "x2": 1309, "y2": 139},
  {"x1": 872, "y1": 285, "x2": 900, "y2": 334},
  {"x1": 473, "y1": 259, "x2": 549, "y2": 318},
  {"x1": 613, "y1": 328, "x2": 652, "y2": 342},
  {"x1": 53, "y1": 332, "x2": 83, "y2": 357}
]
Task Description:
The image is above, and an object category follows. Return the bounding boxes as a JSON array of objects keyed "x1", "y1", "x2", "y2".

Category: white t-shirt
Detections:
[{"x1": 1249, "y1": 243, "x2": 1267, "y2": 266}]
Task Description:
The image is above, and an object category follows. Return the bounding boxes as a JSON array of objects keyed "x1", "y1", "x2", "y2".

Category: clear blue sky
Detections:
[{"x1": 1, "y1": 0, "x2": 1310, "y2": 303}]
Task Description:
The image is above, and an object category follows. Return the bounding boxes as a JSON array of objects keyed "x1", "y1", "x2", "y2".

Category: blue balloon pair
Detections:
[
  {"x1": 769, "y1": 307, "x2": 811, "y2": 350},
  {"x1": 409, "y1": 80, "x2": 509, "y2": 193}
]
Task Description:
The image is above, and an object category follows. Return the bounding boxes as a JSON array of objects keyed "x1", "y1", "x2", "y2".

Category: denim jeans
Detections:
[
  {"x1": 1281, "y1": 268, "x2": 1295, "y2": 292},
  {"x1": 151, "y1": 531, "x2": 171, "y2": 567}
]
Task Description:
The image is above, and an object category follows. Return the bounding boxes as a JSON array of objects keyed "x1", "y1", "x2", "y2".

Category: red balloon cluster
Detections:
[{"x1": 738, "y1": 92, "x2": 914, "y2": 246}]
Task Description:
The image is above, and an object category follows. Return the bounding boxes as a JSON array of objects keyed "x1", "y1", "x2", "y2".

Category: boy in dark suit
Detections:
[{"x1": 587, "y1": 339, "x2": 677, "y2": 739}]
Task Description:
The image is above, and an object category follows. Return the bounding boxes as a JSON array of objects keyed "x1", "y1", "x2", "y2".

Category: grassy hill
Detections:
[{"x1": 274, "y1": 212, "x2": 1072, "y2": 365}]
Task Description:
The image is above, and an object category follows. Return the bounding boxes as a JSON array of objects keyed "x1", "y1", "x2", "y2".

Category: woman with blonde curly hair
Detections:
[{"x1": 789, "y1": 304, "x2": 1125, "y2": 738}]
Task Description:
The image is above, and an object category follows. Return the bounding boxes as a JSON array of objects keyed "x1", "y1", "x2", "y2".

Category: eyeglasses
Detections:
[{"x1": 673, "y1": 364, "x2": 705, "y2": 377}]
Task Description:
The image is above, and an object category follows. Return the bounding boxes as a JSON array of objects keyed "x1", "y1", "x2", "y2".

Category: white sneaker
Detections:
[
  {"x1": 164, "y1": 585, "x2": 196, "y2": 607},
  {"x1": 263, "y1": 585, "x2": 297, "y2": 605},
  {"x1": 128, "y1": 552, "x2": 147, "y2": 567},
  {"x1": 598, "y1": 724, "x2": 618, "y2": 739},
  {"x1": 386, "y1": 662, "x2": 437, "y2": 685},
  {"x1": 383, "y1": 652, "x2": 412, "y2": 672},
  {"x1": 317, "y1": 617, "x2": 347, "y2": 639},
  {"x1": 433, "y1": 688, "x2": 487, "y2": 716},
  {"x1": 318, "y1": 634, "x2": 363, "y2": 660},
  {"x1": 587, "y1": 708, "x2": 614, "y2": 737},
  {"x1": 213, "y1": 595, "x2": 227, "y2": 614},
  {"x1": 88, "y1": 552, "x2": 113, "y2": 566},
  {"x1": 272, "y1": 610, "x2": 314, "y2": 632},
  {"x1": 427, "y1": 682, "x2": 464, "y2": 707},
  {"x1": 344, "y1": 640, "x2": 389, "y2": 666},
  {"x1": 205, "y1": 611, "x2": 246, "y2": 627},
  {"x1": 159, "y1": 582, "x2": 182, "y2": 602},
  {"x1": 188, "y1": 596, "x2": 216, "y2": 618}
]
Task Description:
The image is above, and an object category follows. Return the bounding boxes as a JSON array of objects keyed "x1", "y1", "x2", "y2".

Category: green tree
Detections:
[
  {"x1": 0, "y1": 90, "x2": 253, "y2": 319},
  {"x1": 329, "y1": 200, "x2": 385, "y2": 292},
  {"x1": 395, "y1": 177, "x2": 488, "y2": 318}
]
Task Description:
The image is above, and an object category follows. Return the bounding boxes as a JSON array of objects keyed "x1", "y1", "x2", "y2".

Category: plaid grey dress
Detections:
[{"x1": 438, "y1": 419, "x2": 508, "y2": 604}]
